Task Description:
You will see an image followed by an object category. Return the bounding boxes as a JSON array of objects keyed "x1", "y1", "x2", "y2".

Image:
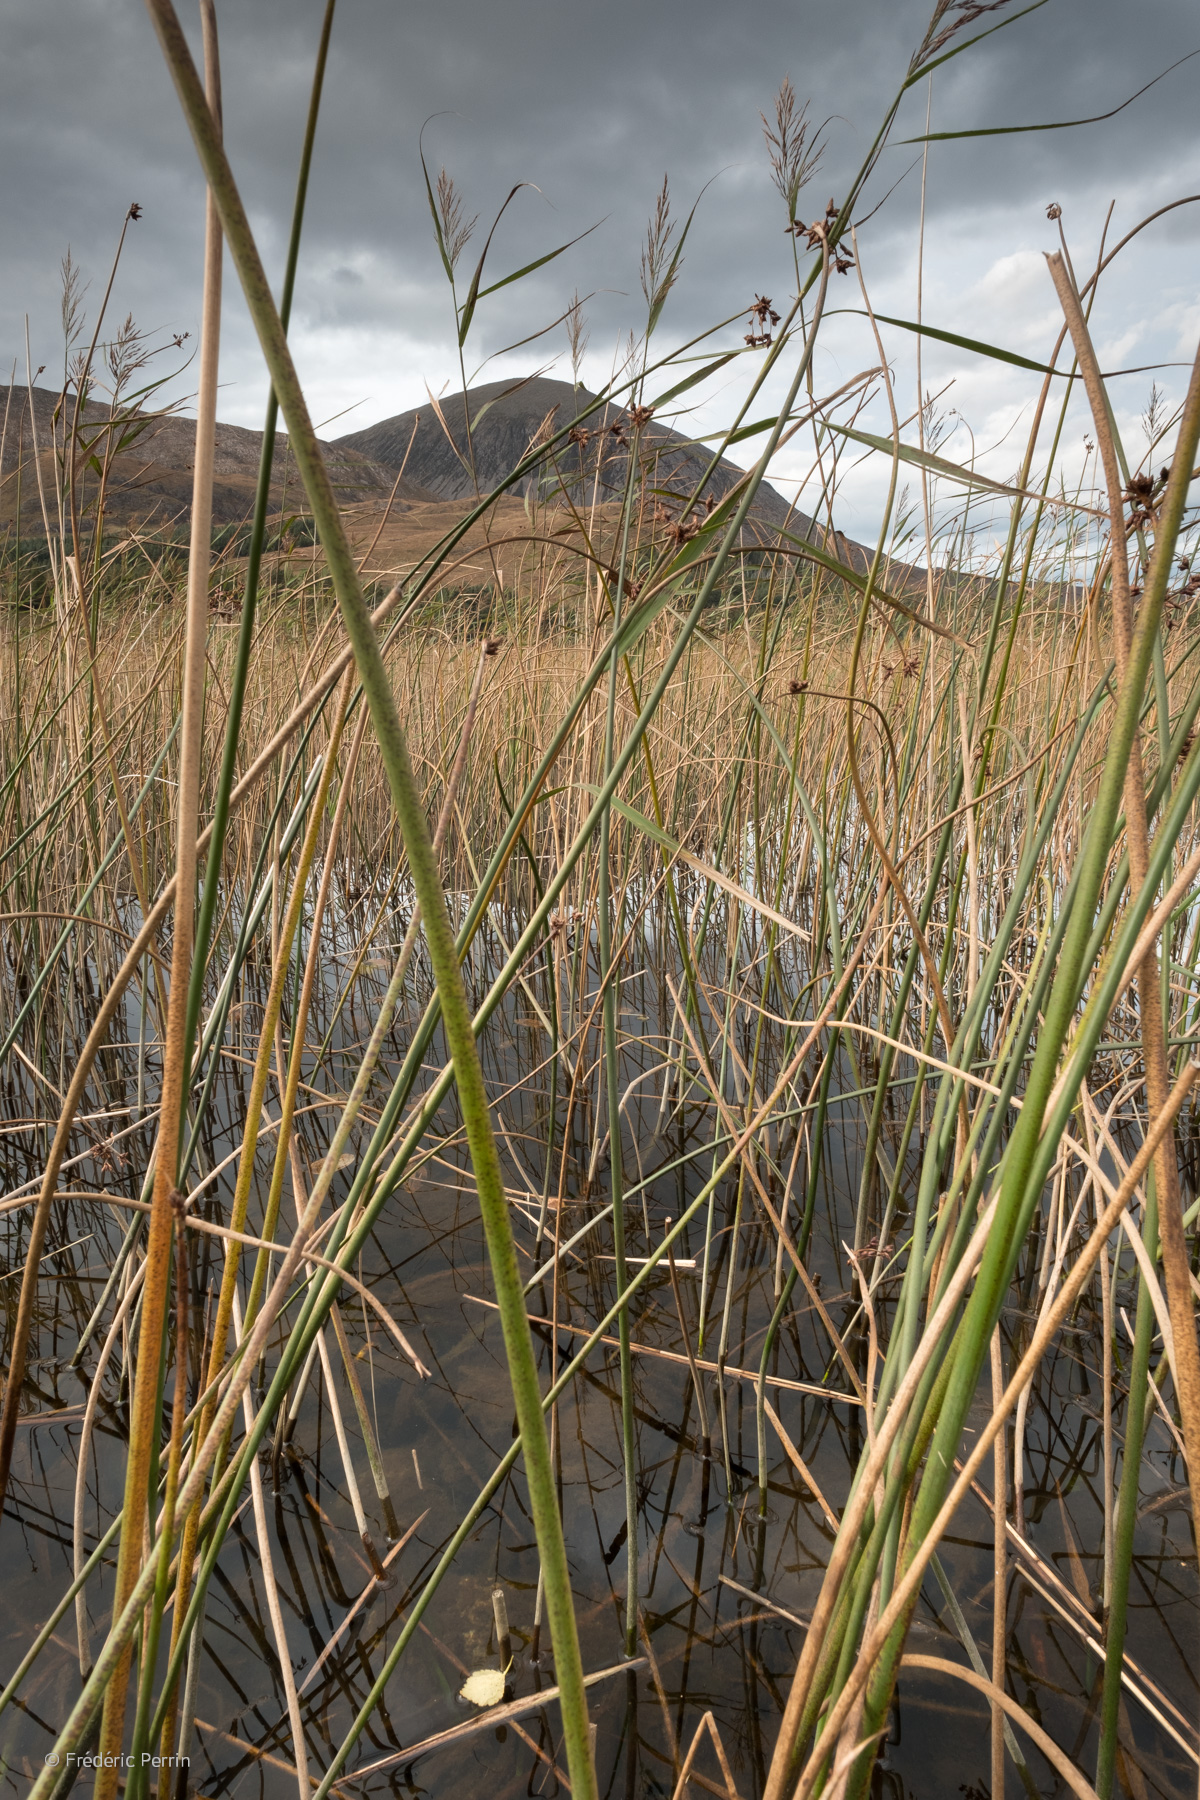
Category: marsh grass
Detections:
[{"x1": 3, "y1": 3, "x2": 1200, "y2": 1798}]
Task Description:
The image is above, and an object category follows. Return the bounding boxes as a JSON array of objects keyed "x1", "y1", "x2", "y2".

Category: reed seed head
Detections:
[
  {"x1": 762, "y1": 77, "x2": 823, "y2": 224},
  {"x1": 435, "y1": 167, "x2": 477, "y2": 271}
]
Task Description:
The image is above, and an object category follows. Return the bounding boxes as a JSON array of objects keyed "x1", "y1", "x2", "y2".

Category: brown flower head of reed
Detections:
[
  {"x1": 913, "y1": 0, "x2": 1015, "y2": 68},
  {"x1": 484, "y1": 637, "x2": 503, "y2": 656},
  {"x1": 762, "y1": 77, "x2": 823, "y2": 226},
  {"x1": 1046, "y1": 201, "x2": 1062, "y2": 221},
  {"x1": 627, "y1": 404, "x2": 654, "y2": 432},
  {"x1": 60, "y1": 249, "x2": 86, "y2": 354},
  {"x1": 435, "y1": 167, "x2": 478, "y2": 271},
  {"x1": 528, "y1": 405, "x2": 559, "y2": 451},
  {"x1": 565, "y1": 289, "x2": 590, "y2": 387},
  {"x1": 640, "y1": 175, "x2": 679, "y2": 317},
  {"x1": 105, "y1": 313, "x2": 152, "y2": 393},
  {"x1": 128, "y1": 203, "x2": 143, "y2": 222}
]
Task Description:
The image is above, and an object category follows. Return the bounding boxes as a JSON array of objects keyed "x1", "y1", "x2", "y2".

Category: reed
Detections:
[{"x1": 3, "y1": 3, "x2": 1200, "y2": 1798}]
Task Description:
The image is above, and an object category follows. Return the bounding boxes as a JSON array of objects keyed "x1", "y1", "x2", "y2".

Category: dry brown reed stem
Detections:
[
  {"x1": 1093, "y1": 832, "x2": 1200, "y2": 1008},
  {"x1": 59, "y1": 1197, "x2": 429, "y2": 1374},
  {"x1": 951, "y1": 1463, "x2": 1196, "y2": 1763},
  {"x1": 897, "y1": 1657, "x2": 1098, "y2": 1800},
  {"x1": 296, "y1": 1509, "x2": 429, "y2": 1699},
  {"x1": 231, "y1": 1290, "x2": 310, "y2": 1800},
  {"x1": 43, "y1": 1167, "x2": 411, "y2": 1364},
  {"x1": 0, "y1": 572, "x2": 414, "y2": 1511},
  {"x1": 328, "y1": 1299, "x2": 396, "y2": 1536},
  {"x1": 73, "y1": 1259, "x2": 149, "y2": 1675},
  {"x1": 296, "y1": 637, "x2": 493, "y2": 1255},
  {"x1": 670, "y1": 1711, "x2": 743, "y2": 1800},
  {"x1": 989, "y1": 1326, "x2": 1006, "y2": 1800},
  {"x1": 163, "y1": 678, "x2": 350, "y2": 1733},
  {"x1": 66, "y1": 397, "x2": 168, "y2": 1021},
  {"x1": 786, "y1": 1057, "x2": 1200, "y2": 1800},
  {"x1": 1046, "y1": 248, "x2": 1200, "y2": 1514},
  {"x1": 761, "y1": 1399, "x2": 838, "y2": 1530},
  {"x1": 844, "y1": 240, "x2": 963, "y2": 1135},
  {"x1": 31, "y1": 966, "x2": 440, "y2": 1800},
  {"x1": 51, "y1": 209, "x2": 163, "y2": 975},
  {"x1": 132, "y1": 46, "x2": 598, "y2": 1777},
  {"x1": 149, "y1": 1198, "x2": 192, "y2": 1799},
  {"x1": 664, "y1": 1215, "x2": 711, "y2": 1443},
  {"x1": 92, "y1": 13, "x2": 221, "y2": 1787},
  {"x1": 168, "y1": 641, "x2": 490, "y2": 1562},
  {"x1": 343, "y1": 1659, "x2": 644, "y2": 1783},
  {"x1": 762, "y1": 1173, "x2": 1006, "y2": 1800},
  {"x1": 466, "y1": 1299, "x2": 852, "y2": 1406},
  {"x1": 665, "y1": 969, "x2": 868, "y2": 1404},
  {"x1": 243, "y1": 677, "x2": 368, "y2": 1331},
  {"x1": 313, "y1": 1322, "x2": 373, "y2": 1562}
]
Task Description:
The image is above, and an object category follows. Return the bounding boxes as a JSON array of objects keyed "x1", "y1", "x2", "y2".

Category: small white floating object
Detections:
[{"x1": 459, "y1": 1669, "x2": 506, "y2": 1708}]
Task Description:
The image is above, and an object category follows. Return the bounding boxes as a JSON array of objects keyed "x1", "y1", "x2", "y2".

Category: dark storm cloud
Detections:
[{"x1": 3, "y1": 0, "x2": 1198, "y2": 481}]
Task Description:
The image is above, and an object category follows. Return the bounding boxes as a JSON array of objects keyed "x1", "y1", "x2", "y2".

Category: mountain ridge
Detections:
[
  {"x1": 334, "y1": 376, "x2": 811, "y2": 540},
  {"x1": 0, "y1": 384, "x2": 418, "y2": 534}
]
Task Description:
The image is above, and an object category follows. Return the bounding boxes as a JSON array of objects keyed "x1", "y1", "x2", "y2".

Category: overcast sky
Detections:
[{"x1": 4, "y1": 0, "x2": 1198, "y2": 540}]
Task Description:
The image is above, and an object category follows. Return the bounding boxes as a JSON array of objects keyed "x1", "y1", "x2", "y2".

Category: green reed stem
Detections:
[
  {"x1": 184, "y1": 0, "x2": 337, "y2": 1077},
  {"x1": 599, "y1": 452, "x2": 639, "y2": 1657},
  {"x1": 141, "y1": 7, "x2": 597, "y2": 1790},
  {"x1": 1095, "y1": 1191, "x2": 1158, "y2": 1798}
]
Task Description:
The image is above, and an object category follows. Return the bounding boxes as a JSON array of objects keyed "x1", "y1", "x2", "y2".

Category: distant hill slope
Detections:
[
  {"x1": 0, "y1": 384, "x2": 409, "y2": 534},
  {"x1": 0, "y1": 377, "x2": 890, "y2": 585},
  {"x1": 334, "y1": 376, "x2": 813, "y2": 538}
]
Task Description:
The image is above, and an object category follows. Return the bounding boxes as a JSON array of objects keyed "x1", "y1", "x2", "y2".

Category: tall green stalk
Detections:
[
  {"x1": 599, "y1": 462, "x2": 640, "y2": 1658},
  {"x1": 141, "y1": 5, "x2": 598, "y2": 1791},
  {"x1": 1095, "y1": 1193, "x2": 1157, "y2": 1797},
  {"x1": 184, "y1": 0, "x2": 338, "y2": 1067},
  {"x1": 826, "y1": 338, "x2": 1200, "y2": 1800}
]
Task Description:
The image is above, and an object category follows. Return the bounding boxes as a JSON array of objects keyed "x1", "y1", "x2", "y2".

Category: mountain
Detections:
[
  {"x1": 1, "y1": 377, "x2": 881, "y2": 581},
  {"x1": 0, "y1": 384, "x2": 408, "y2": 536},
  {"x1": 334, "y1": 376, "x2": 812, "y2": 538}
]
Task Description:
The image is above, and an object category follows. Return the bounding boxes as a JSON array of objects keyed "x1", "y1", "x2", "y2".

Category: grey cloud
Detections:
[{"x1": 3, "y1": 0, "x2": 1197, "y2": 496}]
